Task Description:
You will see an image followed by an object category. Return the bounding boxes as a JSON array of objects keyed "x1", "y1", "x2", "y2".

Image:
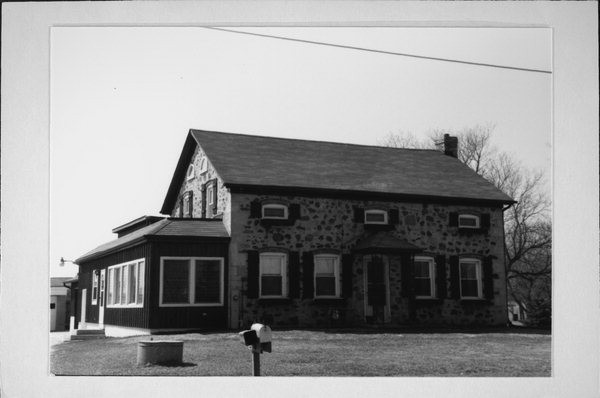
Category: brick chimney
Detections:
[{"x1": 443, "y1": 134, "x2": 458, "y2": 158}]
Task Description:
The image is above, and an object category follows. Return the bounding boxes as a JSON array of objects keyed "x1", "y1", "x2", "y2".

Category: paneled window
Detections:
[
  {"x1": 364, "y1": 209, "x2": 388, "y2": 225},
  {"x1": 259, "y1": 253, "x2": 287, "y2": 298},
  {"x1": 207, "y1": 184, "x2": 214, "y2": 207},
  {"x1": 91, "y1": 270, "x2": 99, "y2": 305},
  {"x1": 314, "y1": 254, "x2": 340, "y2": 298},
  {"x1": 159, "y1": 257, "x2": 224, "y2": 306},
  {"x1": 106, "y1": 259, "x2": 145, "y2": 307},
  {"x1": 186, "y1": 164, "x2": 195, "y2": 180},
  {"x1": 414, "y1": 256, "x2": 436, "y2": 298},
  {"x1": 458, "y1": 214, "x2": 480, "y2": 229},
  {"x1": 262, "y1": 204, "x2": 288, "y2": 219},
  {"x1": 460, "y1": 258, "x2": 482, "y2": 299}
]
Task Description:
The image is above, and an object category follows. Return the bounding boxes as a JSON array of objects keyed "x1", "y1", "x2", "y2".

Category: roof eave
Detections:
[
  {"x1": 75, "y1": 236, "x2": 149, "y2": 265},
  {"x1": 225, "y1": 183, "x2": 515, "y2": 207},
  {"x1": 160, "y1": 131, "x2": 199, "y2": 215}
]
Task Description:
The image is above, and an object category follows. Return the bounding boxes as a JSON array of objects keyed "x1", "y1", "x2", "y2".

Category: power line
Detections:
[{"x1": 204, "y1": 26, "x2": 552, "y2": 75}]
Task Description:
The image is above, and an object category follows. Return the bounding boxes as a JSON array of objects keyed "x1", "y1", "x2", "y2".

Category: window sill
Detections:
[
  {"x1": 312, "y1": 298, "x2": 346, "y2": 305},
  {"x1": 257, "y1": 298, "x2": 292, "y2": 304}
]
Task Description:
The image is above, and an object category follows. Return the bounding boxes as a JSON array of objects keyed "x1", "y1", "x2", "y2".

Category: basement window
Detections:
[
  {"x1": 458, "y1": 214, "x2": 480, "y2": 229},
  {"x1": 262, "y1": 204, "x2": 288, "y2": 220},
  {"x1": 364, "y1": 209, "x2": 388, "y2": 225}
]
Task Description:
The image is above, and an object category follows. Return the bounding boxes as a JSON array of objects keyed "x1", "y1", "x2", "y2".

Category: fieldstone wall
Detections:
[
  {"x1": 228, "y1": 193, "x2": 508, "y2": 329},
  {"x1": 171, "y1": 145, "x2": 231, "y2": 233}
]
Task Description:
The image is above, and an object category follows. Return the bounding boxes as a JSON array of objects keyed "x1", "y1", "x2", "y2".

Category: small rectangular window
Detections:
[
  {"x1": 207, "y1": 184, "x2": 214, "y2": 207},
  {"x1": 262, "y1": 204, "x2": 288, "y2": 219},
  {"x1": 458, "y1": 214, "x2": 480, "y2": 228},
  {"x1": 364, "y1": 209, "x2": 388, "y2": 225},
  {"x1": 414, "y1": 257, "x2": 435, "y2": 298},
  {"x1": 259, "y1": 253, "x2": 287, "y2": 298}
]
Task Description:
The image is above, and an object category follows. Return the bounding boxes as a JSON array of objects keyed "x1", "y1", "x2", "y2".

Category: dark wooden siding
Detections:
[
  {"x1": 148, "y1": 238, "x2": 229, "y2": 330},
  {"x1": 78, "y1": 243, "x2": 152, "y2": 328}
]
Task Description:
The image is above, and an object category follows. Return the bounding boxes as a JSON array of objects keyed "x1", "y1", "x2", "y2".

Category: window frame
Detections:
[
  {"x1": 459, "y1": 258, "x2": 483, "y2": 299},
  {"x1": 106, "y1": 259, "x2": 146, "y2": 308},
  {"x1": 259, "y1": 252, "x2": 288, "y2": 299},
  {"x1": 199, "y1": 157, "x2": 208, "y2": 174},
  {"x1": 313, "y1": 253, "x2": 340, "y2": 298},
  {"x1": 413, "y1": 256, "x2": 436, "y2": 299},
  {"x1": 159, "y1": 256, "x2": 225, "y2": 307},
  {"x1": 186, "y1": 164, "x2": 195, "y2": 181},
  {"x1": 206, "y1": 183, "x2": 214, "y2": 207},
  {"x1": 91, "y1": 270, "x2": 99, "y2": 305},
  {"x1": 364, "y1": 209, "x2": 388, "y2": 225},
  {"x1": 261, "y1": 203, "x2": 289, "y2": 220},
  {"x1": 458, "y1": 214, "x2": 480, "y2": 229}
]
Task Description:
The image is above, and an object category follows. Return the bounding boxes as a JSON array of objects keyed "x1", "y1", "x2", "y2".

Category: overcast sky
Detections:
[{"x1": 50, "y1": 26, "x2": 551, "y2": 277}]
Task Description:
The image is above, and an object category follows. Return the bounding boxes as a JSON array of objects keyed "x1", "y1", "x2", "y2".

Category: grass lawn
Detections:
[{"x1": 50, "y1": 329, "x2": 551, "y2": 377}]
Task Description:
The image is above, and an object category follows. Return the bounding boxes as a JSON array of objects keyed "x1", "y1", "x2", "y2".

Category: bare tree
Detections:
[
  {"x1": 378, "y1": 130, "x2": 435, "y2": 149},
  {"x1": 381, "y1": 125, "x2": 552, "y2": 326}
]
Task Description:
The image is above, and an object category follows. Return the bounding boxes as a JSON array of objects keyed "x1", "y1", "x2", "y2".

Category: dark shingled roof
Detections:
[
  {"x1": 353, "y1": 232, "x2": 422, "y2": 254},
  {"x1": 76, "y1": 218, "x2": 229, "y2": 264},
  {"x1": 161, "y1": 129, "x2": 514, "y2": 213}
]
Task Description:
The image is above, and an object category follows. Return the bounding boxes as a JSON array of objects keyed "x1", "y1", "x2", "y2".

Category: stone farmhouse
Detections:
[{"x1": 74, "y1": 129, "x2": 514, "y2": 335}]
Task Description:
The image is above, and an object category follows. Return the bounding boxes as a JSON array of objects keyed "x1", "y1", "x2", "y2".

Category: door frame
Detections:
[
  {"x1": 80, "y1": 288, "x2": 87, "y2": 325},
  {"x1": 99, "y1": 269, "x2": 106, "y2": 325},
  {"x1": 362, "y1": 254, "x2": 391, "y2": 323}
]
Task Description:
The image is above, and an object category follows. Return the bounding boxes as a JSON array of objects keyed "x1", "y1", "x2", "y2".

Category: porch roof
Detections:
[
  {"x1": 353, "y1": 232, "x2": 422, "y2": 254},
  {"x1": 75, "y1": 218, "x2": 229, "y2": 264}
]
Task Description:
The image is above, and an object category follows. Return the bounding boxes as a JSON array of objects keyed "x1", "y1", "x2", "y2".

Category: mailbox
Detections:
[
  {"x1": 239, "y1": 329, "x2": 258, "y2": 346},
  {"x1": 251, "y1": 323, "x2": 272, "y2": 353}
]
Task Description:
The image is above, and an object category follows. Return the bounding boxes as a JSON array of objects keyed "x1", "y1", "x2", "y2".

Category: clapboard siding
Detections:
[
  {"x1": 79, "y1": 243, "x2": 152, "y2": 328},
  {"x1": 148, "y1": 238, "x2": 229, "y2": 330}
]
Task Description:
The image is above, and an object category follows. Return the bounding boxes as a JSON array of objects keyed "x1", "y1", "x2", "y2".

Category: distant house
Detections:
[
  {"x1": 50, "y1": 277, "x2": 75, "y2": 331},
  {"x1": 74, "y1": 130, "x2": 514, "y2": 335}
]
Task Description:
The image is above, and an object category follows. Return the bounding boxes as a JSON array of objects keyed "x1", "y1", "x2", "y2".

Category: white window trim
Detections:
[
  {"x1": 91, "y1": 270, "x2": 99, "y2": 305},
  {"x1": 459, "y1": 258, "x2": 483, "y2": 299},
  {"x1": 199, "y1": 157, "x2": 208, "y2": 174},
  {"x1": 364, "y1": 209, "x2": 388, "y2": 225},
  {"x1": 458, "y1": 214, "x2": 480, "y2": 229},
  {"x1": 313, "y1": 254, "x2": 340, "y2": 298},
  {"x1": 259, "y1": 252, "x2": 288, "y2": 298},
  {"x1": 207, "y1": 184, "x2": 214, "y2": 207},
  {"x1": 261, "y1": 203, "x2": 289, "y2": 220},
  {"x1": 106, "y1": 259, "x2": 145, "y2": 308},
  {"x1": 159, "y1": 256, "x2": 225, "y2": 307},
  {"x1": 186, "y1": 164, "x2": 195, "y2": 181},
  {"x1": 414, "y1": 256, "x2": 436, "y2": 299}
]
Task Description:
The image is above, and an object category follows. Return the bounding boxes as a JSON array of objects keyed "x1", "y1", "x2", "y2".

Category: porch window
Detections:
[
  {"x1": 458, "y1": 214, "x2": 480, "y2": 229},
  {"x1": 414, "y1": 256, "x2": 436, "y2": 298},
  {"x1": 364, "y1": 209, "x2": 388, "y2": 225},
  {"x1": 159, "y1": 257, "x2": 224, "y2": 306},
  {"x1": 259, "y1": 253, "x2": 287, "y2": 298},
  {"x1": 91, "y1": 270, "x2": 99, "y2": 305},
  {"x1": 459, "y1": 258, "x2": 483, "y2": 299},
  {"x1": 106, "y1": 259, "x2": 145, "y2": 307},
  {"x1": 261, "y1": 204, "x2": 288, "y2": 220},
  {"x1": 314, "y1": 254, "x2": 340, "y2": 298}
]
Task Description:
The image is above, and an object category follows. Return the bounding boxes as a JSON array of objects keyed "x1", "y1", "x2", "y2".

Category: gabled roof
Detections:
[
  {"x1": 76, "y1": 218, "x2": 229, "y2": 264},
  {"x1": 161, "y1": 129, "x2": 514, "y2": 213}
]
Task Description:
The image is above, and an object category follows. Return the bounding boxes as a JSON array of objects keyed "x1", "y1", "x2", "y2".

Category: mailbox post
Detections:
[{"x1": 238, "y1": 323, "x2": 272, "y2": 376}]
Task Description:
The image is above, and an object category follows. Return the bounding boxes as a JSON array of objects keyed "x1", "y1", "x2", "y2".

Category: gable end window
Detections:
[
  {"x1": 364, "y1": 209, "x2": 388, "y2": 225},
  {"x1": 199, "y1": 157, "x2": 208, "y2": 174},
  {"x1": 414, "y1": 256, "x2": 436, "y2": 299},
  {"x1": 458, "y1": 214, "x2": 480, "y2": 229},
  {"x1": 259, "y1": 252, "x2": 287, "y2": 298},
  {"x1": 186, "y1": 164, "x2": 195, "y2": 181},
  {"x1": 314, "y1": 254, "x2": 340, "y2": 298},
  {"x1": 459, "y1": 258, "x2": 483, "y2": 299},
  {"x1": 262, "y1": 204, "x2": 288, "y2": 220},
  {"x1": 206, "y1": 183, "x2": 214, "y2": 208}
]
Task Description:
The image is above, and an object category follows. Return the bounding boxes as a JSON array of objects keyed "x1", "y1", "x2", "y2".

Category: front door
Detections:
[
  {"x1": 364, "y1": 255, "x2": 390, "y2": 324},
  {"x1": 99, "y1": 269, "x2": 106, "y2": 325}
]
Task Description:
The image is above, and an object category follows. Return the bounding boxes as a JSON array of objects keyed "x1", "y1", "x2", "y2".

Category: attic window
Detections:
[
  {"x1": 186, "y1": 164, "x2": 195, "y2": 181},
  {"x1": 364, "y1": 209, "x2": 388, "y2": 225},
  {"x1": 199, "y1": 157, "x2": 208, "y2": 174},
  {"x1": 262, "y1": 204, "x2": 288, "y2": 220},
  {"x1": 458, "y1": 214, "x2": 480, "y2": 229}
]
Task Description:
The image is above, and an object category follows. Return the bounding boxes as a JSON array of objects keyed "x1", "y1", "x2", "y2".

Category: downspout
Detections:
[{"x1": 501, "y1": 203, "x2": 514, "y2": 326}]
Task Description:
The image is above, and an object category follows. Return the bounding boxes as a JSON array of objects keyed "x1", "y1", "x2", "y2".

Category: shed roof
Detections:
[
  {"x1": 76, "y1": 218, "x2": 229, "y2": 264},
  {"x1": 161, "y1": 129, "x2": 513, "y2": 213}
]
